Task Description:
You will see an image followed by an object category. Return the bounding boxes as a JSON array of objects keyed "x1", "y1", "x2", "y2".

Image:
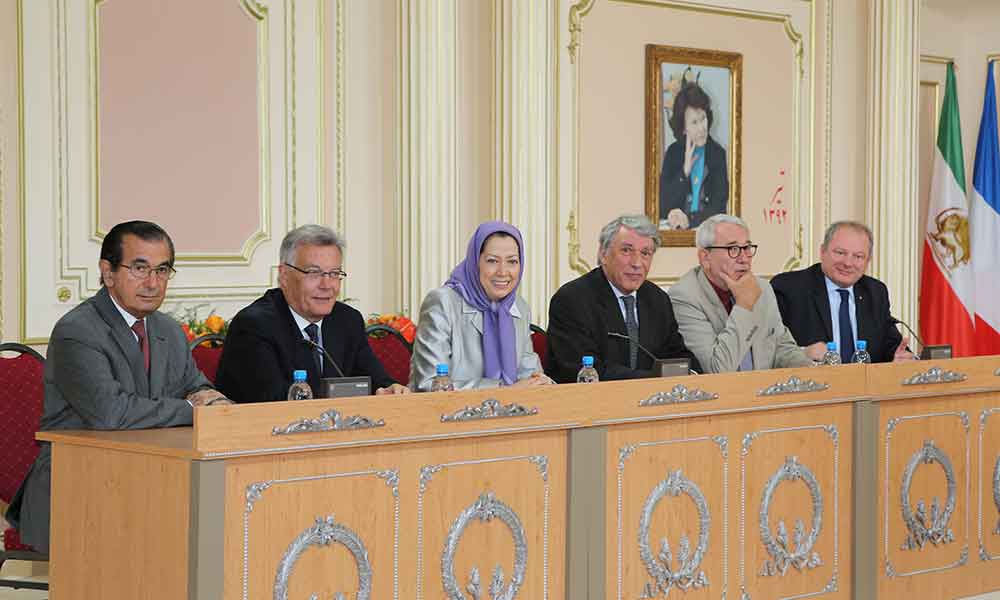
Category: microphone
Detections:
[
  {"x1": 301, "y1": 337, "x2": 347, "y2": 377},
  {"x1": 607, "y1": 332, "x2": 698, "y2": 375},
  {"x1": 889, "y1": 316, "x2": 950, "y2": 360},
  {"x1": 608, "y1": 331, "x2": 660, "y2": 363}
]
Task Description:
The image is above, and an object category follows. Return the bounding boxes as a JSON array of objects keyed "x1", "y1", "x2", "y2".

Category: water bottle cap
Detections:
[
  {"x1": 292, "y1": 369, "x2": 308, "y2": 382},
  {"x1": 582, "y1": 355, "x2": 594, "y2": 367},
  {"x1": 436, "y1": 363, "x2": 449, "y2": 376},
  {"x1": 826, "y1": 342, "x2": 837, "y2": 351},
  {"x1": 856, "y1": 340, "x2": 867, "y2": 350}
]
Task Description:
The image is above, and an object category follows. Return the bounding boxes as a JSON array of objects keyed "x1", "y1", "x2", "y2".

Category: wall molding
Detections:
[
  {"x1": 867, "y1": 0, "x2": 920, "y2": 329},
  {"x1": 396, "y1": 0, "x2": 461, "y2": 316}
]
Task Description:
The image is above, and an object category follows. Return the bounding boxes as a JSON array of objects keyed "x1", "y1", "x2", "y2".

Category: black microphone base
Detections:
[
  {"x1": 654, "y1": 358, "x2": 691, "y2": 377},
  {"x1": 919, "y1": 345, "x2": 952, "y2": 360},
  {"x1": 320, "y1": 376, "x2": 372, "y2": 398}
]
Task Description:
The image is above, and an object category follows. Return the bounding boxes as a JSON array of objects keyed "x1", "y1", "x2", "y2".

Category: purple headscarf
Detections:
[{"x1": 445, "y1": 221, "x2": 525, "y2": 385}]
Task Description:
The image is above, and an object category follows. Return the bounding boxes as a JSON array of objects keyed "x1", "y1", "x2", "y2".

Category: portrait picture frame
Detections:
[{"x1": 645, "y1": 44, "x2": 743, "y2": 247}]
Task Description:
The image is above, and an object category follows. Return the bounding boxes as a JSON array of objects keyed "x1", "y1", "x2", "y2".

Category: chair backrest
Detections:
[
  {"x1": 189, "y1": 334, "x2": 225, "y2": 384},
  {"x1": 0, "y1": 343, "x2": 45, "y2": 504},
  {"x1": 530, "y1": 324, "x2": 549, "y2": 372},
  {"x1": 365, "y1": 325, "x2": 413, "y2": 387}
]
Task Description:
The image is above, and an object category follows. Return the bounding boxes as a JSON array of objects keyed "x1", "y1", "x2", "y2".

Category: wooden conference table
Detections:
[{"x1": 39, "y1": 356, "x2": 1000, "y2": 599}]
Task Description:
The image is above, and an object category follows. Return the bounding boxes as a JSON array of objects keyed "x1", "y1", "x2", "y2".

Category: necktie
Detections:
[
  {"x1": 837, "y1": 289, "x2": 854, "y2": 363},
  {"x1": 304, "y1": 323, "x2": 323, "y2": 374},
  {"x1": 131, "y1": 319, "x2": 150, "y2": 372},
  {"x1": 621, "y1": 295, "x2": 639, "y2": 370}
]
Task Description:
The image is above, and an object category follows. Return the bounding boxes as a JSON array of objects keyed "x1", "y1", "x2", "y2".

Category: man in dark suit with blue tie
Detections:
[
  {"x1": 215, "y1": 225, "x2": 409, "y2": 402},
  {"x1": 771, "y1": 221, "x2": 914, "y2": 363}
]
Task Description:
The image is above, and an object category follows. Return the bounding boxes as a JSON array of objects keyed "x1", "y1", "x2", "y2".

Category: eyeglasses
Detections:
[
  {"x1": 705, "y1": 244, "x2": 758, "y2": 259},
  {"x1": 116, "y1": 262, "x2": 176, "y2": 280},
  {"x1": 284, "y1": 263, "x2": 348, "y2": 281}
]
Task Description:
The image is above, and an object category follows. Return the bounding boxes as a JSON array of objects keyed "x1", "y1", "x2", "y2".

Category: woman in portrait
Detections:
[
  {"x1": 659, "y1": 78, "x2": 730, "y2": 230},
  {"x1": 410, "y1": 221, "x2": 552, "y2": 391}
]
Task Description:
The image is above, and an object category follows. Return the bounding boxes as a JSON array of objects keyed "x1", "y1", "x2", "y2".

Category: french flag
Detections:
[{"x1": 972, "y1": 61, "x2": 1000, "y2": 354}]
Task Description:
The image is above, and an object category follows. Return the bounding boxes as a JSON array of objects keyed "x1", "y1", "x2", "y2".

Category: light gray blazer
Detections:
[
  {"x1": 669, "y1": 267, "x2": 810, "y2": 373},
  {"x1": 6, "y1": 286, "x2": 210, "y2": 552},
  {"x1": 410, "y1": 286, "x2": 542, "y2": 391}
]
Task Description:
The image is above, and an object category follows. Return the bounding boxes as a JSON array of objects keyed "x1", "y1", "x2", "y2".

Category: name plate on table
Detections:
[{"x1": 321, "y1": 376, "x2": 371, "y2": 398}]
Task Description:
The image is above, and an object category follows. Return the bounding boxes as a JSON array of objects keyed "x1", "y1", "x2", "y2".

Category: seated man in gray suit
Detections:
[
  {"x1": 4, "y1": 220, "x2": 230, "y2": 553},
  {"x1": 669, "y1": 214, "x2": 810, "y2": 373}
]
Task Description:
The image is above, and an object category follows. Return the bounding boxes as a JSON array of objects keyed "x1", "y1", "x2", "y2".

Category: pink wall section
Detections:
[{"x1": 97, "y1": 0, "x2": 262, "y2": 255}]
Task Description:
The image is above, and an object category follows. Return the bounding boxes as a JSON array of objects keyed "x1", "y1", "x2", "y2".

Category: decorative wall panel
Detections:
[
  {"x1": 17, "y1": 0, "x2": 334, "y2": 342},
  {"x1": 557, "y1": 0, "x2": 829, "y2": 287}
]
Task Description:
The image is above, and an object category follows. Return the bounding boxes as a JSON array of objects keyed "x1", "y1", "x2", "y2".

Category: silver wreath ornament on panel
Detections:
[
  {"x1": 274, "y1": 515, "x2": 373, "y2": 600},
  {"x1": 441, "y1": 491, "x2": 528, "y2": 600},
  {"x1": 900, "y1": 440, "x2": 957, "y2": 550},
  {"x1": 637, "y1": 469, "x2": 710, "y2": 598},
  {"x1": 993, "y1": 454, "x2": 1000, "y2": 536},
  {"x1": 758, "y1": 456, "x2": 824, "y2": 577}
]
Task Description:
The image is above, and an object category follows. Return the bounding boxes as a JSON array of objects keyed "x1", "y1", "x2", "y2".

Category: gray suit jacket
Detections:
[
  {"x1": 410, "y1": 286, "x2": 542, "y2": 391},
  {"x1": 5, "y1": 287, "x2": 210, "y2": 552},
  {"x1": 669, "y1": 267, "x2": 810, "y2": 373}
]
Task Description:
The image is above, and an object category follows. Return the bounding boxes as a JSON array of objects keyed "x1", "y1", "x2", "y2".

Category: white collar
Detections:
[
  {"x1": 607, "y1": 279, "x2": 637, "y2": 301},
  {"x1": 108, "y1": 291, "x2": 141, "y2": 329},
  {"x1": 823, "y1": 275, "x2": 854, "y2": 297},
  {"x1": 288, "y1": 306, "x2": 323, "y2": 333}
]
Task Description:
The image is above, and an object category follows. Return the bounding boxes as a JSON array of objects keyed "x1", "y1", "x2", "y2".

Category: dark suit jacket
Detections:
[
  {"x1": 771, "y1": 263, "x2": 903, "y2": 363},
  {"x1": 545, "y1": 268, "x2": 701, "y2": 383},
  {"x1": 5, "y1": 287, "x2": 210, "y2": 552},
  {"x1": 215, "y1": 288, "x2": 395, "y2": 403},
  {"x1": 659, "y1": 135, "x2": 729, "y2": 229}
]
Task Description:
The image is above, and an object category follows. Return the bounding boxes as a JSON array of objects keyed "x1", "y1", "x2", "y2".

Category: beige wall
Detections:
[{"x1": 0, "y1": 0, "x2": 985, "y2": 346}]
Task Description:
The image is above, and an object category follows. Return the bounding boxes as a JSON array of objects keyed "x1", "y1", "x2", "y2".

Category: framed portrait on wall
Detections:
[{"x1": 645, "y1": 44, "x2": 743, "y2": 247}]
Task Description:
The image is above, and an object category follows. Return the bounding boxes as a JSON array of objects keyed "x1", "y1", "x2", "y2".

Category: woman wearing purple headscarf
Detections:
[{"x1": 410, "y1": 221, "x2": 552, "y2": 391}]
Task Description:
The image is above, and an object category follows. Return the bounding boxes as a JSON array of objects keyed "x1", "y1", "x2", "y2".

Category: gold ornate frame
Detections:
[{"x1": 644, "y1": 44, "x2": 742, "y2": 247}]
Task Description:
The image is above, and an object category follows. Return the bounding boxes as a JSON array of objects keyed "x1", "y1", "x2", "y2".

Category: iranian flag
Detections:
[
  {"x1": 919, "y1": 62, "x2": 976, "y2": 356},
  {"x1": 971, "y1": 61, "x2": 1000, "y2": 354}
]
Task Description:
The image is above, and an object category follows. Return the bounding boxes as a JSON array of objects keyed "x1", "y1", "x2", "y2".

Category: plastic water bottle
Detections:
[
  {"x1": 430, "y1": 364, "x2": 455, "y2": 392},
  {"x1": 852, "y1": 340, "x2": 872, "y2": 364},
  {"x1": 822, "y1": 342, "x2": 842, "y2": 366},
  {"x1": 577, "y1": 355, "x2": 599, "y2": 383},
  {"x1": 287, "y1": 369, "x2": 313, "y2": 400}
]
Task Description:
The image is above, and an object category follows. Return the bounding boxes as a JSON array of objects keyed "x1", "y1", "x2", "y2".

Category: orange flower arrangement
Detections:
[
  {"x1": 366, "y1": 313, "x2": 416, "y2": 344},
  {"x1": 170, "y1": 305, "x2": 229, "y2": 347}
]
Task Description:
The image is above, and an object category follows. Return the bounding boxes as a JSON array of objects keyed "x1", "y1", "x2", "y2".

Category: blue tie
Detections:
[
  {"x1": 837, "y1": 289, "x2": 854, "y2": 363},
  {"x1": 304, "y1": 323, "x2": 323, "y2": 374}
]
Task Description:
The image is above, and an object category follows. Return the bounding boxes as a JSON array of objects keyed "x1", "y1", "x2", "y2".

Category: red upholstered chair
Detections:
[
  {"x1": 530, "y1": 324, "x2": 549, "y2": 372},
  {"x1": 189, "y1": 333, "x2": 226, "y2": 384},
  {"x1": 0, "y1": 342, "x2": 49, "y2": 590},
  {"x1": 365, "y1": 324, "x2": 413, "y2": 387}
]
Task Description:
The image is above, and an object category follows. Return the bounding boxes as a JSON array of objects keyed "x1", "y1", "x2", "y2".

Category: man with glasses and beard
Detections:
[
  {"x1": 4, "y1": 220, "x2": 230, "y2": 553},
  {"x1": 669, "y1": 214, "x2": 810, "y2": 373},
  {"x1": 215, "y1": 224, "x2": 409, "y2": 402}
]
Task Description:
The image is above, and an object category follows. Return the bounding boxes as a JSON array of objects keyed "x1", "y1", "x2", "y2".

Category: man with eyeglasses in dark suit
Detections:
[
  {"x1": 669, "y1": 214, "x2": 810, "y2": 373},
  {"x1": 5, "y1": 220, "x2": 230, "y2": 553},
  {"x1": 215, "y1": 224, "x2": 409, "y2": 402}
]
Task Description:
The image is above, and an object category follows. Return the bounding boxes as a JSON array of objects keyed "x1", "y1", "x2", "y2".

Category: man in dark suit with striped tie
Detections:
[{"x1": 771, "y1": 221, "x2": 914, "y2": 363}]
